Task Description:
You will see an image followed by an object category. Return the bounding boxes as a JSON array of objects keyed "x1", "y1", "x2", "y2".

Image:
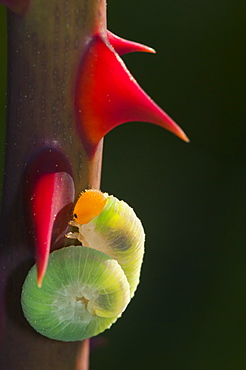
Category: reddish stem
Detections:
[
  {"x1": 76, "y1": 339, "x2": 90, "y2": 370},
  {"x1": 0, "y1": 1, "x2": 106, "y2": 368}
]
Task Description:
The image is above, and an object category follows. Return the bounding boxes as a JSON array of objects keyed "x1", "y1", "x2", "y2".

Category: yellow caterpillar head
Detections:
[{"x1": 73, "y1": 189, "x2": 107, "y2": 225}]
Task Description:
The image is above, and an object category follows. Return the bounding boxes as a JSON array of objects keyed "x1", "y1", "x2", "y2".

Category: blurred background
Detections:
[{"x1": 1, "y1": 1, "x2": 246, "y2": 369}]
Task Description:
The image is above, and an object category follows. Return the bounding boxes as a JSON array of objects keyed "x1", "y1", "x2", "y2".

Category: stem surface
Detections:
[{"x1": 0, "y1": 1, "x2": 106, "y2": 368}]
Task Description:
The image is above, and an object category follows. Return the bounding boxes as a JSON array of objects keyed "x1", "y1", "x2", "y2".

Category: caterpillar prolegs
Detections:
[{"x1": 21, "y1": 190, "x2": 145, "y2": 342}]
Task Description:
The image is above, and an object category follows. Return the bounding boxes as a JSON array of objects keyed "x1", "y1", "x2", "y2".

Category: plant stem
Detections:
[
  {"x1": 0, "y1": 1, "x2": 106, "y2": 368},
  {"x1": 76, "y1": 338, "x2": 90, "y2": 370}
]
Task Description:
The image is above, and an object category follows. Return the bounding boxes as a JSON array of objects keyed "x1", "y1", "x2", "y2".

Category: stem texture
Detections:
[{"x1": 0, "y1": 1, "x2": 106, "y2": 368}]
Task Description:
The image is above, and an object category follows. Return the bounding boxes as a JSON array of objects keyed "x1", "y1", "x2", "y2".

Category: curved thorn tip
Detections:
[
  {"x1": 107, "y1": 30, "x2": 156, "y2": 55},
  {"x1": 30, "y1": 172, "x2": 74, "y2": 286}
]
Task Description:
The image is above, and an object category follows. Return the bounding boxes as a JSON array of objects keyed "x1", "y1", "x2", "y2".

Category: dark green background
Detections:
[{"x1": 1, "y1": 1, "x2": 246, "y2": 369}]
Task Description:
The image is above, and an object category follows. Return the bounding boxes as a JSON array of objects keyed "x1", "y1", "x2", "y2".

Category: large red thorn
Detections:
[
  {"x1": 0, "y1": 0, "x2": 29, "y2": 14},
  {"x1": 75, "y1": 34, "x2": 189, "y2": 157}
]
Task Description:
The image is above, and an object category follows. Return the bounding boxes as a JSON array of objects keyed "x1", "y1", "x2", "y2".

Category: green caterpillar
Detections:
[{"x1": 21, "y1": 190, "x2": 145, "y2": 342}]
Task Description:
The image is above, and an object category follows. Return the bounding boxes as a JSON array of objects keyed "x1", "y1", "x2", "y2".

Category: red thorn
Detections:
[
  {"x1": 0, "y1": 0, "x2": 29, "y2": 14},
  {"x1": 31, "y1": 172, "x2": 74, "y2": 287},
  {"x1": 75, "y1": 35, "x2": 189, "y2": 156},
  {"x1": 107, "y1": 30, "x2": 156, "y2": 55}
]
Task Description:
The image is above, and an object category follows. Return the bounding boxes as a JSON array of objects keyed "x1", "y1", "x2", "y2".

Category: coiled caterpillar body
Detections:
[
  {"x1": 67, "y1": 190, "x2": 145, "y2": 297},
  {"x1": 21, "y1": 190, "x2": 145, "y2": 342}
]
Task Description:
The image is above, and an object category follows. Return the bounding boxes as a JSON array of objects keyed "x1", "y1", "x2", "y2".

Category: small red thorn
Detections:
[
  {"x1": 75, "y1": 35, "x2": 189, "y2": 156},
  {"x1": 31, "y1": 172, "x2": 74, "y2": 287},
  {"x1": 0, "y1": 0, "x2": 29, "y2": 14},
  {"x1": 107, "y1": 30, "x2": 156, "y2": 55}
]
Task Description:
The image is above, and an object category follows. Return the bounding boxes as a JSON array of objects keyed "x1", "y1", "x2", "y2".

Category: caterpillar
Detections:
[{"x1": 21, "y1": 190, "x2": 145, "y2": 342}]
